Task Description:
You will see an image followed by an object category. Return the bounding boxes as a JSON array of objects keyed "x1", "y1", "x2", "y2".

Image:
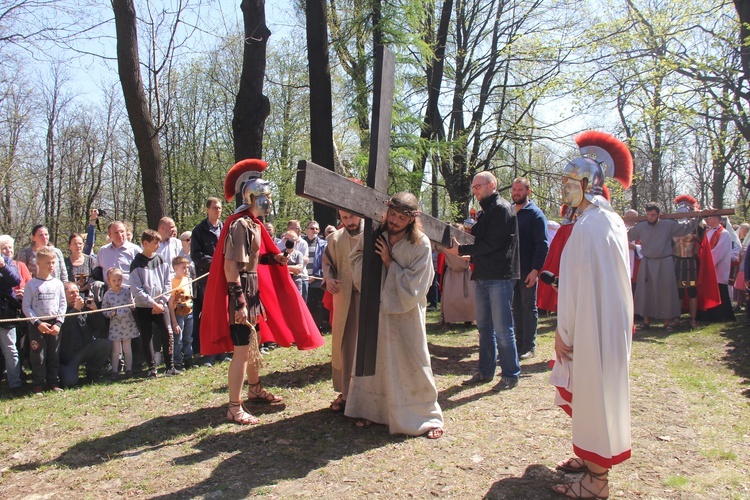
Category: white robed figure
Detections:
[
  {"x1": 549, "y1": 131, "x2": 633, "y2": 499},
  {"x1": 345, "y1": 192, "x2": 444, "y2": 439},
  {"x1": 551, "y1": 203, "x2": 633, "y2": 462}
]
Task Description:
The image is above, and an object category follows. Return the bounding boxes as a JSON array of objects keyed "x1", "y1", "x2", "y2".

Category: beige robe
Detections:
[
  {"x1": 345, "y1": 231, "x2": 444, "y2": 436},
  {"x1": 440, "y1": 252, "x2": 476, "y2": 323},
  {"x1": 322, "y1": 228, "x2": 361, "y2": 396}
]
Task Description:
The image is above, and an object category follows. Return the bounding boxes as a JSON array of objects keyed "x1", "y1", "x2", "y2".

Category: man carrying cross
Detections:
[
  {"x1": 344, "y1": 192, "x2": 444, "y2": 439},
  {"x1": 628, "y1": 202, "x2": 698, "y2": 331}
]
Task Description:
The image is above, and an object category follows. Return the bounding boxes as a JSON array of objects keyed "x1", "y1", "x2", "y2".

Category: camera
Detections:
[{"x1": 94, "y1": 208, "x2": 108, "y2": 229}]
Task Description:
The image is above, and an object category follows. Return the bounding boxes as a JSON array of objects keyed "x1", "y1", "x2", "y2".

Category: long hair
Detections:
[{"x1": 384, "y1": 192, "x2": 423, "y2": 244}]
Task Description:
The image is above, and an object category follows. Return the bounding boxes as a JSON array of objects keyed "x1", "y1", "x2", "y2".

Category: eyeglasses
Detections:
[
  {"x1": 471, "y1": 183, "x2": 488, "y2": 190},
  {"x1": 307, "y1": 227, "x2": 319, "y2": 231}
]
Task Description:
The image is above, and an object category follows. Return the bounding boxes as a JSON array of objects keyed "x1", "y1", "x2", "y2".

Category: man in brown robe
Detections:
[{"x1": 322, "y1": 210, "x2": 363, "y2": 412}]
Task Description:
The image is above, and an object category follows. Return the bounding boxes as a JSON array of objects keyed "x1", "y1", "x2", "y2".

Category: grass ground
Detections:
[{"x1": 1, "y1": 313, "x2": 749, "y2": 499}]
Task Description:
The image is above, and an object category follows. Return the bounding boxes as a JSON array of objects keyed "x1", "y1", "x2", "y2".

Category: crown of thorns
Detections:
[{"x1": 386, "y1": 198, "x2": 420, "y2": 217}]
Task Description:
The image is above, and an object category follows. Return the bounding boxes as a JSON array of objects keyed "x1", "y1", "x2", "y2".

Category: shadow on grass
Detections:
[
  {"x1": 156, "y1": 410, "x2": 404, "y2": 498},
  {"x1": 428, "y1": 342, "x2": 477, "y2": 376},
  {"x1": 632, "y1": 326, "x2": 675, "y2": 345},
  {"x1": 263, "y1": 361, "x2": 330, "y2": 389},
  {"x1": 484, "y1": 464, "x2": 561, "y2": 499},
  {"x1": 720, "y1": 321, "x2": 750, "y2": 399},
  {"x1": 437, "y1": 379, "x2": 497, "y2": 411},
  {"x1": 206, "y1": 361, "x2": 331, "y2": 395},
  {"x1": 18, "y1": 404, "x2": 401, "y2": 498}
]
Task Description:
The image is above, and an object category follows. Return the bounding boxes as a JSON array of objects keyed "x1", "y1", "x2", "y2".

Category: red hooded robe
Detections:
[{"x1": 200, "y1": 210, "x2": 325, "y2": 355}]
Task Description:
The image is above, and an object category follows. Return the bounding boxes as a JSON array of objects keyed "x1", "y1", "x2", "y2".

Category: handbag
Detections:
[{"x1": 0, "y1": 293, "x2": 23, "y2": 327}]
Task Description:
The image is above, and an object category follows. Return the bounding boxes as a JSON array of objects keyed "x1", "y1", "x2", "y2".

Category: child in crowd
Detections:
[
  {"x1": 130, "y1": 229, "x2": 180, "y2": 377},
  {"x1": 282, "y1": 230, "x2": 306, "y2": 294},
  {"x1": 169, "y1": 255, "x2": 194, "y2": 369},
  {"x1": 21, "y1": 246, "x2": 66, "y2": 393},
  {"x1": 102, "y1": 268, "x2": 139, "y2": 378}
]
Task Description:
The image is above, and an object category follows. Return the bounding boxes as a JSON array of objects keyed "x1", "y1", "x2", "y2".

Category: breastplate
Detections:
[{"x1": 672, "y1": 234, "x2": 697, "y2": 258}]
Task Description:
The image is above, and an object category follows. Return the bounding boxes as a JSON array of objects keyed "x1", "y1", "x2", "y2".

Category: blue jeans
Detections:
[
  {"x1": 513, "y1": 279, "x2": 539, "y2": 354},
  {"x1": 175, "y1": 313, "x2": 194, "y2": 366},
  {"x1": 0, "y1": 326, "x2": 21, "y2": 388},
  {"x1": 475, "y1": 279, "x2": 520, "y2": 381}
]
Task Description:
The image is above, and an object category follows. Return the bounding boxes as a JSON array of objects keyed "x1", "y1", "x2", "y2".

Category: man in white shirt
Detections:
[
  {"x1": 95, "y1": 220, "x2": 143, "y2": 369},
  {"x1": 701, "y1": 215, "x2": 735, "y2": 322},
  {"x1": 157, "y1": 217, "x2": 182, "y2": 276},
  {"x1": 96, "y1": 221, "x2": 140, "y2": 286}
]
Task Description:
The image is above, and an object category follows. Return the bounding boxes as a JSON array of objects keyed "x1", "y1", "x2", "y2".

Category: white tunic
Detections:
[
  {"x1": 549, "y1": 201, "x2": 633, "y2": 468},
  {"x1": 345, "y1": 231, "x2": 444, "y2": 436}
]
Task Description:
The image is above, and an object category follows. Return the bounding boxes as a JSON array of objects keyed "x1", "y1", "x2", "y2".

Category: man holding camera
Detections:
[{"x1": 59, "y1": 281, "x2": 112, "y2": 387}]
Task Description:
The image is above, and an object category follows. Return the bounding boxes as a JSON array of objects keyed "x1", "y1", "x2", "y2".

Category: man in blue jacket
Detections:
[
  {"x1": 445, "y1": 172, "x2": 521, "y2": 391},
  {"x1": 511, "y1": 177, "x2": 549, "y2": 360},
  {"x1": 302, "y1": 220, "x2": 329, "y2": 331}
]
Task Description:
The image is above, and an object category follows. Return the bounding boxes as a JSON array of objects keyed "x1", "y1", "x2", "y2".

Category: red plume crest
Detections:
[
  {"x1": 574, "y1": 131, "x2": 633, "y2": 190},
  {"x1": 223, "y1": 158, "x2": 268, "y2": 202},
  {"x1": 674, "y1": 194, "x2": 698, "y2": 210}
]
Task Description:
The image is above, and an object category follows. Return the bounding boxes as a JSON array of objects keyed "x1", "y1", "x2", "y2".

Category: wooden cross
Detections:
[
  {"x1": 623, "y1": 208, "x2": 735, "y2": 224},
  {"x1": 296, "y1": 46, "x2": 474, "y2": 376}
]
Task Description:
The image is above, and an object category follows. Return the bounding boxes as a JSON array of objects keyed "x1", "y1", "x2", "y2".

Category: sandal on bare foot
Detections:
[
  {"x1": 556, "y1": 457, "x2": 588, "y2": 473},
  {"x1": 552, "y1": 469, "x2": 609, "y2": 499},
  {"x1": 690, "y1": 319, "x2": 698, "y2": 329},
  {"x1": 247, "y1": 382, "x2": 283, "y2": 404},
  {"x1": 426, "y1": 427, "x2": 444, "y2": 439},
  {"x1": 330, "y1": 394, "x2": 346, "y2": 412},
  {"x1": 227, "y1": 401, "x2": 260, "y2": 425},
  {"x1": 355, "y1": 418, "x2": 373, "y2": 428}
]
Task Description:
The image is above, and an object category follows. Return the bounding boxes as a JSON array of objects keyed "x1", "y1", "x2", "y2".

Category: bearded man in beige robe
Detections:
[
  {"x1": 345, "y1": 192, "x2": 444, "y2": 439},
  {"x1": 322, "y1": 210, "x2": 363, "y2": 412}
]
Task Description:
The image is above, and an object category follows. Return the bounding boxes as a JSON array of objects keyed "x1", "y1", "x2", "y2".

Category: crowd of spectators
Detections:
[
  {"x1": 0, "y1": 205, "x2": 235, "y2": 395},
  {"x1": 1, "y1": 189, "x2": 747, "y2": 396}
]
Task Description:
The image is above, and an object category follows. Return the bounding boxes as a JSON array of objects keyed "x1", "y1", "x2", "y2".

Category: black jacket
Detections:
[
  {"x1": 191, "y1": 218, "x2": 223, "y2": 276},
  {"x1": 59, "y1": 306, "x2": 108, "y2": 364},
  {"x1": 458, "y1": 192, "x2": 520, "y2": 280}
]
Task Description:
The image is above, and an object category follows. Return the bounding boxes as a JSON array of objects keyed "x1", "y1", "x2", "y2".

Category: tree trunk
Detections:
[
  {"x1": 112, "y1": 0, "x2": 166, "y2": 229},
  {"x1": 420, "y1": 0, "x2": 453, "y2": 209},
  {"x1": 233, "y1": 0, "x2": 271, "y2": 172},
  {"x1": 306, "y1": 0, "x2": 336, "y2": 229}
]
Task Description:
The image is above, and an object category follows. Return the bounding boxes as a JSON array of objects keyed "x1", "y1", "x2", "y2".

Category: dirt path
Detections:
[{"x1": 1, "y1": 317, "x2": 749, "y2": 499}]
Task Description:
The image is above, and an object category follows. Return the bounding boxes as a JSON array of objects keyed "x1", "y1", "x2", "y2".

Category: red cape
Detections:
[
  {"x1": 200, "y1": 210, "x2": 325, "y2": 355},
  {"x1": 436, "y1": 252, "x2": 446, "y2": 292},
  {"x1": 537, "y1": 223, "x2": 574, "y2": 312},
  {"x1": 682, "y1": 234, "x2": 721, "y2": 311}
]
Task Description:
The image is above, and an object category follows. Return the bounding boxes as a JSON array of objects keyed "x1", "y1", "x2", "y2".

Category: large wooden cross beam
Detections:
[
  {"x1": 623, "y1": 208, "x2": 735, "y2": 224},
  {"x1": 296, "y1": 46, "x2": 473, "y2": 376}
]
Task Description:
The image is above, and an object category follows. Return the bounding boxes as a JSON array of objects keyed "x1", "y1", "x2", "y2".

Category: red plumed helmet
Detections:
[
  {"x1": 674, "y1": 194, "x2": 699, "y2": 212},
  {"x1": 223, "y1": 158, "x2": 268, "y2": 202},
  {"x1": 574, "y1": 131, "x2": 633, "y2": 189}
]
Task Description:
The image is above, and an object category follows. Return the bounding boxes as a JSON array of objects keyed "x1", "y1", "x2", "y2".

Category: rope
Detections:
[
  {"x1": 2, "y1": 268, "x2": 324, "y2": 325},
  {"x1": 0, "y1": 272, "x2": 209, "y2": 325}
]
